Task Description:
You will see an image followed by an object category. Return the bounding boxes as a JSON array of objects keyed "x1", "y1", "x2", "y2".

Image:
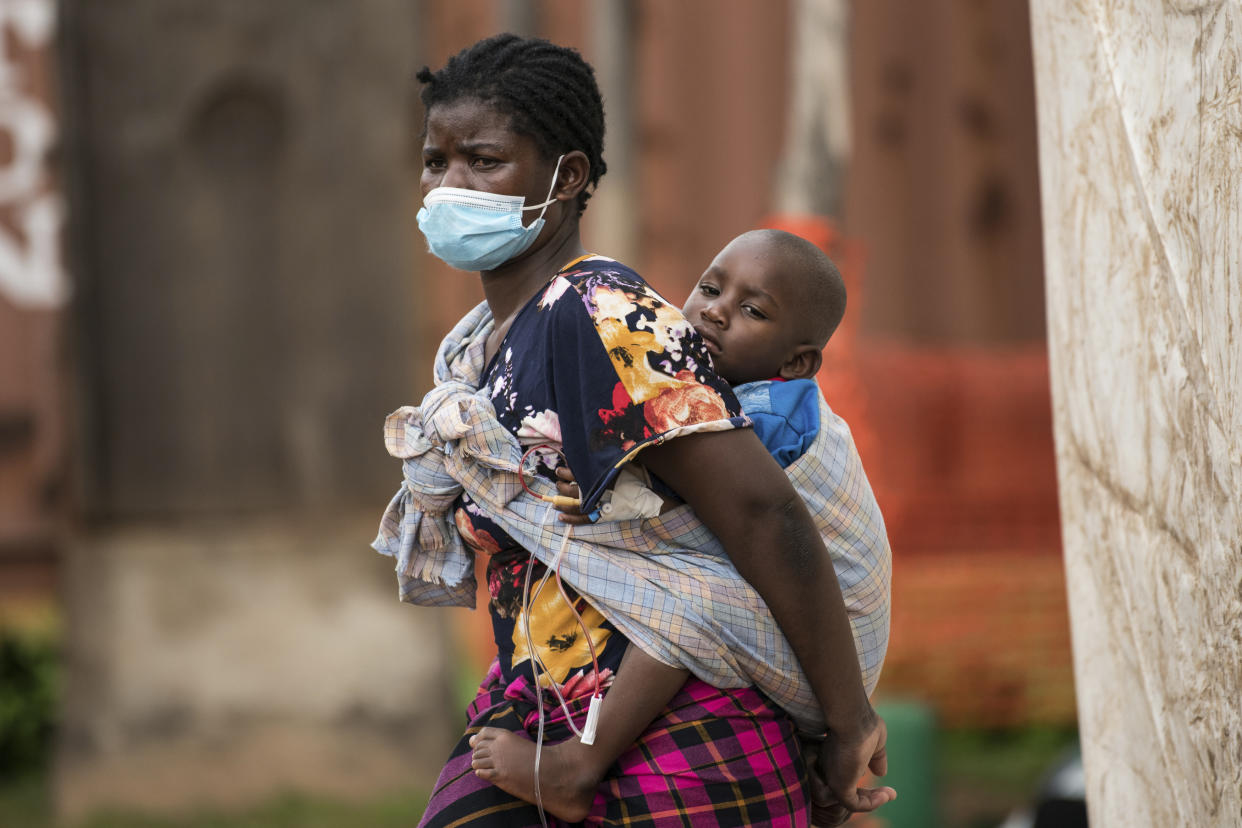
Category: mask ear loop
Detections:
[{"x1": 520, "y1": 154, "x2": 566, "y2": 221}]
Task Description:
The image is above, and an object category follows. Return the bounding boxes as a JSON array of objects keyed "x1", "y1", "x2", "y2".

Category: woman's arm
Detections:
[{"x1": 641, "y1": 426, "x2": 894, "y2": 815}]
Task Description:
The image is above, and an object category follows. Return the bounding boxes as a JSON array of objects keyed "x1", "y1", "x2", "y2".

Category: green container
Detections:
[{"x1": 871, "y1": 699, "x2": 938, "y2": 828}]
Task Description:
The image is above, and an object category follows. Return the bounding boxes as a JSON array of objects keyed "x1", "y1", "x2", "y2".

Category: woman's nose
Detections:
[{"x1": 440, "y1": 160, "x2": 471, "y2": 189}]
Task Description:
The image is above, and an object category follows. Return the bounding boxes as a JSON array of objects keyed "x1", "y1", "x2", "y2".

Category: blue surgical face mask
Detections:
[{"x1": 416, "y1": 155, "x2": 565, "y2": 272}]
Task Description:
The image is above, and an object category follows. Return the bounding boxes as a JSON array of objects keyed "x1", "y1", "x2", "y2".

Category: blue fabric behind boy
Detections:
[{"x1": 733, "y1": 378, "x2": 822, "y2": 468}]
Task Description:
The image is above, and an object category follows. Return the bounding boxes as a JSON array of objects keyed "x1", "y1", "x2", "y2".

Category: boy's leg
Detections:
[{"x1": 470, "y1": 645, "x2": 688, "y2": 823}]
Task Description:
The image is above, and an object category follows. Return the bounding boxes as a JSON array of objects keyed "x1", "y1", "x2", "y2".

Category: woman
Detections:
[{"x1": 385, "y1": 34, "x2": 890, "y2": 827}]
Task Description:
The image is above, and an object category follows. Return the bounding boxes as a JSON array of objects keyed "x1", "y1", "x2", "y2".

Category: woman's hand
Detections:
[{"x1": 804, "y1": 714, "x2": 896, "y2": 824}]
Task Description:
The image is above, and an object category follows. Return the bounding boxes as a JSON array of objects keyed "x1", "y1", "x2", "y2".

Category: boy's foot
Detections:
[{"x1": 470, "y1": 727, "x2": 600, "y2": 823}]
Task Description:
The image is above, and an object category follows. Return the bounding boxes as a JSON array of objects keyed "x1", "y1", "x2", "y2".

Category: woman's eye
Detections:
[
  {"x1": 424, "y1": 157, "x2": 446, "y2": 171},
  {"x1": 471, "y1": 156, "x2": 499, "y2": 169}
]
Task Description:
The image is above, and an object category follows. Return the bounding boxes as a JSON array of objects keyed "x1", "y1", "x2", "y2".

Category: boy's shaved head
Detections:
[
  {"x1": 738, "y1": 229, "x2": 847, "y2": 347},
  {"x1": 684, "y1": 228, "x2": 848, "y2": 385}
]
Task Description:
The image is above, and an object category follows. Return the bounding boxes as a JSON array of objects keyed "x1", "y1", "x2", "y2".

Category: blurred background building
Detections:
[{"x1": 0, "y1": 1, "x2": 1074, "y2": 825}]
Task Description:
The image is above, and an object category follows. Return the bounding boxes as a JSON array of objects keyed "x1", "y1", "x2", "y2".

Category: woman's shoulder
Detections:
[
  {"x1": 539, "y1": 255, "x2": 679, "y2": 326},
  {"x1": 553, "y1": 255, "x2": 651, "y2": 299},
  {"x1": 560, "y1": 253, "x2": 644, "y2": 283}
]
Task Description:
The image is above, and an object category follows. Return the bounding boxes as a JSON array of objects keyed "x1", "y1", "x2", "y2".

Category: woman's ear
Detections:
[
  {"x1": 778, "y1": 346, "x2": 823, "y2": 380},
  {"x1": 555, "y1": 150, "x2": 591, "y2": 202}
]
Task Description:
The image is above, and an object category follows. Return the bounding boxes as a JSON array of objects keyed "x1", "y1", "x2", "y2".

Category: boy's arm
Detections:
[{"x1": 640, "y1": 426, "x2": 894, "y2": 815}]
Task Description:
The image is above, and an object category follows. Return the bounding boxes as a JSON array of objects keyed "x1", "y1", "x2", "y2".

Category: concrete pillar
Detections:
[{"x1": 1031, "y1": 1, "x2": 1242, "y2": 824}]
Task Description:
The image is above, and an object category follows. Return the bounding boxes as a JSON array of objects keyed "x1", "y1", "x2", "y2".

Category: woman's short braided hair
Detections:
[{"x1": 416, "y1": 34, "x2": 607, "y2": 215}]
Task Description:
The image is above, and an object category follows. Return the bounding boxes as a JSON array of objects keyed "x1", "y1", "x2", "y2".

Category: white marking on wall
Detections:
[{"x1": 0, "y1": 0, "x2": 66, "y2": 309}]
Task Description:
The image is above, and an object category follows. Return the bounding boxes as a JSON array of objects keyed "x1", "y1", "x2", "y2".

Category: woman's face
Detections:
[{"x1": 420, "y1": 97, "x2": 559, "y2": 227}]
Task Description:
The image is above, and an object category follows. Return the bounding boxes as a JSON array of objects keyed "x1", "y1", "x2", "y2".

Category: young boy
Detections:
[{"x1": 469, "y1": 229, "x2": 893, "y2": 823}]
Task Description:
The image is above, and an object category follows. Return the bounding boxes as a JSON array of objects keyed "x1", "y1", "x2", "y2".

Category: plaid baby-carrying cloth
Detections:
[{"x1": 372, "y1": 301, "x2": 891, "y2": 734}]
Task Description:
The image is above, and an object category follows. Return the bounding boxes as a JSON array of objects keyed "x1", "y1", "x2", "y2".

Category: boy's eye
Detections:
[
  {"x1": 699, "y1": 284, "x2": 720, "y2": 297},
  {"x1": 742, "y1": 304, "x2": 768, "y2": 320}
]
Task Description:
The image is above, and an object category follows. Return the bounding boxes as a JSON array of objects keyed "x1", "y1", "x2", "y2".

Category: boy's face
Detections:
[{"x1": 683, "y1": 235, "x2": 807, "y2": 385}]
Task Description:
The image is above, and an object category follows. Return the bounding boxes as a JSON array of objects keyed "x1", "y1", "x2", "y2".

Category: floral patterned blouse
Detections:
[{"x1": 452, "y1": 255, "x2": 747, "y2": 697}]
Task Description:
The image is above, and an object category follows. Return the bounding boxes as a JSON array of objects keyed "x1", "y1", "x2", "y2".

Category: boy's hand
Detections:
[
  {"x1": 804, "y1": 713, "x2": 896, "y2": 824},
  {"x1": 553, "y1": 466, "x2": 594, "y2": 525}
]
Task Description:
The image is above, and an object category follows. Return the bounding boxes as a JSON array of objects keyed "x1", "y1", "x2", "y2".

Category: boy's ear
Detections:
[{"x1": 779, "y1": 345, "x2": 822, "y2": 380}]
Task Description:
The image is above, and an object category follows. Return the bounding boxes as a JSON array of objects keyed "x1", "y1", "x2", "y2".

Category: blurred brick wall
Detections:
[
  {"x1": 849, "y1": 0, "x2": 1046, "y2": 344},
  {"x1": 0, "y1": 0, "x2": 68, "y2": 605},
  {"x1": 0, "y1": 303, "x2": 64, "y2": 600}
]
